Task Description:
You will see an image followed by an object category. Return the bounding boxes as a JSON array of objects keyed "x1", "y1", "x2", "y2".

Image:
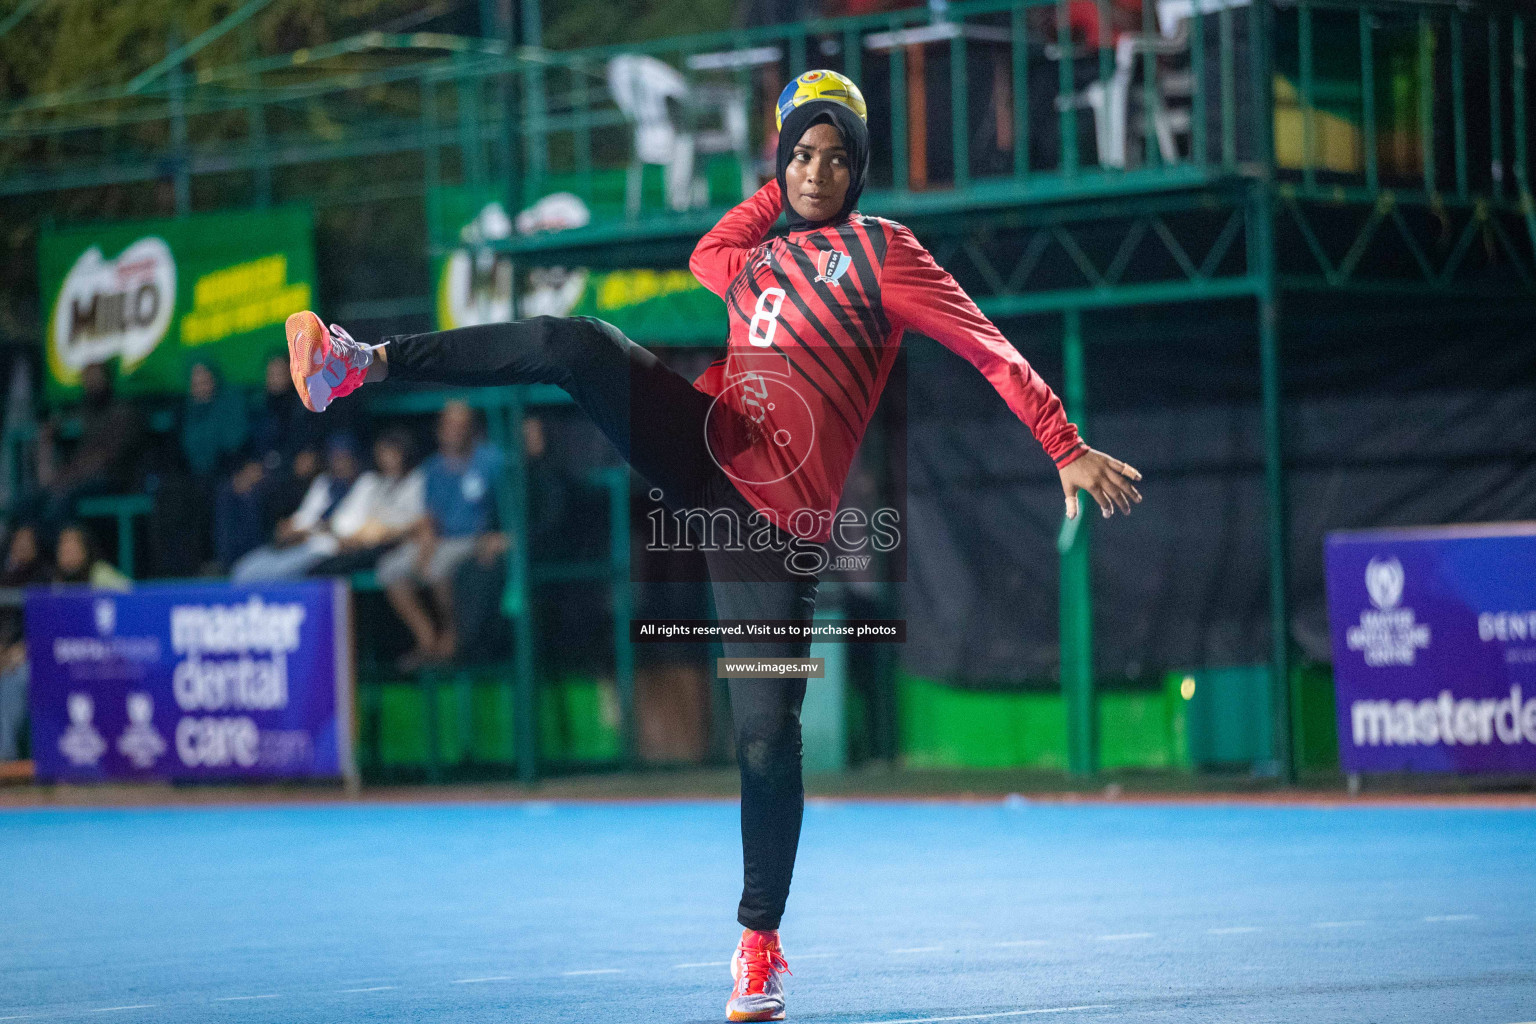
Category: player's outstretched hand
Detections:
[{"x1": 1060, "y1": 448, "x2": 1142, "y2": 520}]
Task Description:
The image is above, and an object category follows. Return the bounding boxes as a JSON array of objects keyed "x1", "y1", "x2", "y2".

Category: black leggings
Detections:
[{"x1": 383, "y1": 316, "x2": 820, "y2": 930}]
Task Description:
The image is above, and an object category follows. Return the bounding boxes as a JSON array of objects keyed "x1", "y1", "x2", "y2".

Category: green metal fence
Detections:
[
  {"x1": 4, "y1": 2, "x2": 1533, "y2": 226},
  {"x1": 5, "y1": 0, "x2": 1536, "y2": 783}
]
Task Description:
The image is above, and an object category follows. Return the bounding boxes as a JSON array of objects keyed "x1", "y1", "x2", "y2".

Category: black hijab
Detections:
[{"x1": 775, "y1": 99, "x2": 870, "y2": 233}]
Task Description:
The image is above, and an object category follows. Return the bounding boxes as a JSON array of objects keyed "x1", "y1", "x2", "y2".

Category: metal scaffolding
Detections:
[{"x1": 5, "y1": 0, "x2": 1535, "y2": 781}]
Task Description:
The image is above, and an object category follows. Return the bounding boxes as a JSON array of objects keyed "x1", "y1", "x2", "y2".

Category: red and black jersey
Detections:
[{"x1": 689, "y1": 180, "x2": 1086, "y2": 543}]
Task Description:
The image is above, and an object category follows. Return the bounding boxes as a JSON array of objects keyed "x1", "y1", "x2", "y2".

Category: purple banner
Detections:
[
  {"x1": 1325, "y1": 524, "x2": 1536, "y2": 774},
  {"x1": 27, "y1": 581, "x2": 353, "y2": 782}
]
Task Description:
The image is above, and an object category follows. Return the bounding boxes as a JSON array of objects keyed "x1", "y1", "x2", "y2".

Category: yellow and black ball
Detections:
[{"x1": 775, "y1": 70, "x2": 867, "y2": 131}]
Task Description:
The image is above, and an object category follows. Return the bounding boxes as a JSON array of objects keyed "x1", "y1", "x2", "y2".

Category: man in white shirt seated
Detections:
[{"x1": 231, "y1": 432, "x2": 424, "y2": 582}]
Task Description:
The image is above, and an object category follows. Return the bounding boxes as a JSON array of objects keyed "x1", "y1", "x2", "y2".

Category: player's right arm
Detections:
[
  {"x1": 880, "y1": 222, "x2": 1142, "y2": 520},
  {"x1": 689, "y1": 179, "x2": 784, "y2": 297}
]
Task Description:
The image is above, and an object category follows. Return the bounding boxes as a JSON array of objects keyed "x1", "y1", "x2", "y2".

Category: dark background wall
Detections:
[{"x1": 901, "y1": 296, "x2": 1536, "y2": 686}]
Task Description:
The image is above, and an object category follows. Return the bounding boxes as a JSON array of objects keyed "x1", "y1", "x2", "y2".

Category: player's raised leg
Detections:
[{"x1": 284, "y1": 311, "x2": 721, "y2": 514}]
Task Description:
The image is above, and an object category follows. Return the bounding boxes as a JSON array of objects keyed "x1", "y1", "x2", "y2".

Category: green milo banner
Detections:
[
  {"x1": 39, "y1": 206, "x2": 315, "y2": 402},
  {"x1": 430, "y1": 186, "x2": 721, "y2": 344},
  {"x1": 566, "y1": 268, "x2": 723, "y2": 343}
]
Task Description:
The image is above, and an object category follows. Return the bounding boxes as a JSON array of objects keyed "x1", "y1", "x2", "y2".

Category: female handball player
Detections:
[{"x1": 283, "y1": 69, "x2": 1142, "y2": 1022}]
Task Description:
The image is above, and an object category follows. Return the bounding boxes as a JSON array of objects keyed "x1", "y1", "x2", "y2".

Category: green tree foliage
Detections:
[
  {"x1": 0, "y1": 0, "x2": 422, "y2": 101},
  {"x1": 542, "y1": 0, "x2": 737, "y2": 50}
]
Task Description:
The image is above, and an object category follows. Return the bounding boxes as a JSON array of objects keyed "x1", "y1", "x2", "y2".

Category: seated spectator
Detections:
[
  {"x1": 213, "y1": 353, "x2": 327, "y2": 571},
  {"x1": 255, "y1": 443, "x2": 322, "y2": 559},
  {"x1": 230, "y1": 434, "x2": 367, "y2": 582},
  {"x1": 447, "y1": 416, "x2": 555, "y2": 665},
  {"x1": 0, "y1": 524, "x2": 50, "y2": 761},
  {"x1": 215, "y1": 457, "x2": 271, "y2": 572},
  {"x1": 152, "y1": 359, "x2": 252, "y2": 576},
  {"x1": 377, "y1": 401, "x2": 507, "y2": 670},
  {"x1": 308, "y1": 429, "x2": 426, "y2": 577},
  {"x1": 53, "y1": 523, "x2": 130, "y2": 590},
  {"x1": 30, "y1": 362, "x2": 145, "y2": 532},
  {"x1": 182, "y1": 360, "x2": 251, "y2": 482},
  {"x1": 450, "y1": 413, "x2": 600, "y2": 665},
  {"x1": 248, "y1": 352, "x2": 317, "y2": 469},
  {"x1": 1, "y1": 524, "x2": 50, "y2": 590}
]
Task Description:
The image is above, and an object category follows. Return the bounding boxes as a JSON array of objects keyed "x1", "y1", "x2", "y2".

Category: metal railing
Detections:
[
  {"x1": 3, "y1": 1, "x2": 1531, "y2": 224},
  {"x1": 511, "y1": 0, "x2": 1258, "y2": 204}
]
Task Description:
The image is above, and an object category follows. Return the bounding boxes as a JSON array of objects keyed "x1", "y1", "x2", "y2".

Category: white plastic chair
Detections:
[
  {"x1": 606, "y1": 54, "x2": 696, "y2": 217},
  {"x1": 1057, "y1": 20, "x2": 1192, "y2": 169},
  {"x1": 689, "y1": 81, "x2": 754, "y2": 208},
  {"x1": 606, "y1": 54, "x2": 753, "y2": 217}
]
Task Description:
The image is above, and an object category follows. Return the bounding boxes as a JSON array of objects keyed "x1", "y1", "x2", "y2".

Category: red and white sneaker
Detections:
[
  {"x1": 286, "y1": 310, "x2": 377, "y2": 413},
  {"x1": 726, "y1": 928, "x2": 790, "y2": 1022}
]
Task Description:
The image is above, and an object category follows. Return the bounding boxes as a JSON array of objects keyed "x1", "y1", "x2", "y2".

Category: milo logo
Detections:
[{"x1": 50, "y1": 236, "x2": 176, "y2": 382}]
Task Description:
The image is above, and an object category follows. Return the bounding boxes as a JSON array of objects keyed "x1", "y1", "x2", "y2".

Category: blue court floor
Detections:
[{"x1": 1, "y1": 799, "x2": 1533, "y2": 1023}]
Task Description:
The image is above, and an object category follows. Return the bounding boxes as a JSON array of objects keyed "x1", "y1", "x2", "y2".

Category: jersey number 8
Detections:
[{"x1": 748, "y1": 288, "x2": 786, "y2": 348}]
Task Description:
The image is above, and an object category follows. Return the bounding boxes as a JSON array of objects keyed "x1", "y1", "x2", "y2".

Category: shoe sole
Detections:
[
  {"x1": 286, "y1": 310, "x2": 326, "y2": 413},
  {"x1": 726, "y1": 1010, "x2": 785, "y2": 1022}
]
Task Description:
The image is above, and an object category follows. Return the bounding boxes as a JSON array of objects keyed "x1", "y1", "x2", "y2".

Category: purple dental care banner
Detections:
[
  {"x1": 1325, "y1": 523, "x2": 1536, "y2": 774},
  {"x1": 27, "y1": 581, "x2": 354, "y2": 783}
]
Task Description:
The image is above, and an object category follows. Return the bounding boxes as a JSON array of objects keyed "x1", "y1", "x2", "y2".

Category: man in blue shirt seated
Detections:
[{"x1": 377, "y1": 401, "x2": 508, "y2": 670}]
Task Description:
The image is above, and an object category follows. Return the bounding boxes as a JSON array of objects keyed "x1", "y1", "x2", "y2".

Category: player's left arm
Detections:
[{"x1": 881, "y1": 224, "x2": 1142, "y2": 519}]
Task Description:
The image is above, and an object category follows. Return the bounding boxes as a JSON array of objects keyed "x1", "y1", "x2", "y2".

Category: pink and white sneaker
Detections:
[
  {"x1": 286, "y1": 310, "x2": 377, "y2": 413},
  {"x1": 726, "y1": 928, "x2": 790, "y2": 1022}
]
